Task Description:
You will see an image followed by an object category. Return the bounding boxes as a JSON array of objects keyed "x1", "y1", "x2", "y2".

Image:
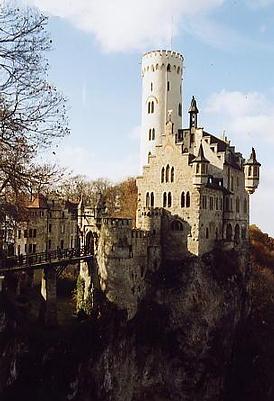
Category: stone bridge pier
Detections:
[
  {"x1": 40, "y1": 268, "x2": 57, "y2": 327},
  {"x1": 78, "y1": 258, "x2": 101, "y2": 314}
]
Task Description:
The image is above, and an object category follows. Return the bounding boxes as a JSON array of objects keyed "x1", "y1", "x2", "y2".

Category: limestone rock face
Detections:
[{"x1": 0, "y1": 249, "x2": 249, "y2": 401}]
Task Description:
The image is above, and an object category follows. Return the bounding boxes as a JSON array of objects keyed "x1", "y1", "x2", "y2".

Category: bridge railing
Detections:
[{"x1": 0, "y1": 247, "x2": 92, "y2": 270}]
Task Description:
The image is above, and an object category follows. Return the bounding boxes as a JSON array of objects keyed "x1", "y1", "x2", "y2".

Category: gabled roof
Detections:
[{"x1": 27, "y1": 194, "x2": 48, "y2": 209}]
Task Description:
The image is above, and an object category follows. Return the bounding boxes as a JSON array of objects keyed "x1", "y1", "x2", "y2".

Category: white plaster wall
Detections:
[{"x1": 140, "y1": 50, "x2": 183, "y2": 168}]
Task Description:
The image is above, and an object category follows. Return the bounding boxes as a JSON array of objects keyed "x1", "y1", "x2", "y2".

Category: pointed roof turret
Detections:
[
  {"x1": 244, "y1": 147, "x2": 261, "y2": 166},
  {"x1": 192, "y1": 143, "x2": 209, "y2": 164},
  {"x1": 188, "y1": 96, "x2": 199, "y2": 114}
]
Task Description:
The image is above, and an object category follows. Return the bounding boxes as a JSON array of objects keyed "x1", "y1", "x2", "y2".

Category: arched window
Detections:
[
  {"x1": 148, "y1": 102, "x2": 151, "y2": 114},
  {"x1": 235, "y1": 224, "x2": 240, "y2": 243},
  {"x1": 244, "y1": 198, "x2": 248, "y2": 214},
  {"x1": 171, "y1": 167, "x2": 174, "y2": 182},
  {"x1": 186, "y1": 191, "x2": 190, "y2": 208},
  {"x1": 236, "y1": 197, "x2": 240, "y2": 213},
  {"x1": 150, "y1": 192, "x2": 154, "y2": 207},
  {"x1": 225, "y1": 196, "x2": 230, "y2": 211},
  {"x1": 178, "y1": 103, "x2": 182, "y2": 117},
  {"x1": 163, "y1": 192, "x2": 167, "y2": 207},
  {"x1": 241, "y1": 225, "x2": 247, "y2": 240},
  {"x1": 146, "y1": 192, "x2": 150, "y2": 207},
  {"x1": 167, "y1": 64, "x2": 171, "y2": 72},
  {"x1": 165, "y1": 164, "x2": 170, "y2": 182},
  {"x1": 226, "y1": 224, "x2": 233, "y2": 241},
  {"x1": 168, "y1": 192, "x2": 172, "y2": 207},
  {"x1": 161, "y1": 167, "x2": 165, "y2": 183},
  {"x1": 171, "y1": 220, "x2": 183, "y2": 231},
  {"x1": 151, "y1": 101, "x2": 154, "y2": 113},
  {"x1": 152, "y1": 128, "x2": 155, "y2": 140},
  {"x1": 181, "y1": 192, "x2": 185, "y2": 208}
]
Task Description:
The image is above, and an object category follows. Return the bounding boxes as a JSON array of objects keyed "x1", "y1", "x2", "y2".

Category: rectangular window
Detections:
[
  {"x1": 18, "y1": 230, "x2": 21, "y2": 239},
  {"x1": 33, "y1": 229, "x2": 37, "y2": 238},
  {"x1": 48, "y1": 224, "x2": 52, "y2": 233},
  {"x1": 17, "y1": 245, "x2": 20, "y2": 255},
  {"x1": 167, "y1": 81, "x2": 170, "y2": 91},
  {"x1": 202, "y1": 196, "x2": 207, "y2": 209},
  {"x1": 33, "y1": 244, "x2": 37, "y2": 253},
  {"x1": 60, "y1": 240, "x2": 64, "y2": 250},
  {"x1": 215, "y1": 198, "x2": 219, "y2": 210},
  {"x1": 28, "y1": 244, "x2": 32, "y2": 254},
  {"x1": 29, "y1": 229, "x2": 33, "y2": 238},
  {"x1": 24, "y1": 230, "x2": 28, "y2": 238},
  {"x1": 48, "y1": 239, "x2": 51, "y2": 250},
  {"x1": 209, "y1": 197, "x2": 214, "y2": 210},
  {"x1": 220, "y1": 198, "x2": 223, "y2": 210}
]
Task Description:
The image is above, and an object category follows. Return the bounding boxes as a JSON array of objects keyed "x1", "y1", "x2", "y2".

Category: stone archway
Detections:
[{"x1": 85, "y1": 231, "x2": 95, "y2": 255}]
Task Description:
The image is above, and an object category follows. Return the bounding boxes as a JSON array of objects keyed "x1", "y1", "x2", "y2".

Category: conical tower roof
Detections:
[
  {"x1": 244, "y1": 147, "x2": 261, "y2": 166},
  {"x1": 188, "y1": 96, "x2": 199, "y2": 113}
]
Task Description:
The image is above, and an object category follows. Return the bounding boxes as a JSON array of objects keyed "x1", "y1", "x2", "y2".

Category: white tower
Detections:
[{"x1": 140, "y1": 50, "x2": 184, "y2": 168}]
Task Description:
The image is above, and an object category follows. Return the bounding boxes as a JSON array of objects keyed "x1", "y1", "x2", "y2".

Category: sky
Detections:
[{"x1": 16, "y1": 0, "x2": 274, "y2": 235}]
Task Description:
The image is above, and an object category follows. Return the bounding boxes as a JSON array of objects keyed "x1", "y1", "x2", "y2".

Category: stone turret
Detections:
[
  {"x1": 244, "y1": 148, "x2": 261, "y2": 194},
  {"x1": 140, "y1": 50, "x2": 184, "y2": 168},
  {"x1": 191, "y1": 143, "x2": 209, "y2": 187}
]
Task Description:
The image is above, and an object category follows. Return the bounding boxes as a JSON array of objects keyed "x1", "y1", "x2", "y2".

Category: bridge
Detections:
[{"x1": 0, "y1": 248, "x2": 93, "y2": 326}]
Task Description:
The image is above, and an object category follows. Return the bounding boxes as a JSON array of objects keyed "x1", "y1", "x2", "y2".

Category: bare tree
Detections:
[
  {"x1": 0, "y1": 3, "x2": 68, "y2": 223},
  {"x1": 0, "y1": 4, "x2": 68, "y2": 148}
]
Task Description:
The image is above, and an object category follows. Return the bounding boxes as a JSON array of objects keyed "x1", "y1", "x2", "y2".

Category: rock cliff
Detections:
[{"x1": 0, "y1": 248, "x2": 250, "y2": 401}]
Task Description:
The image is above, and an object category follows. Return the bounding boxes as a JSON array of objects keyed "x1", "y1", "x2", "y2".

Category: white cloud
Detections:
[
  {"x1": 22, "y1": 0, "x2": 224, "y2": 52},
  {"x1": 204, "y1": 90, "x2": 274, "y2": 144}
]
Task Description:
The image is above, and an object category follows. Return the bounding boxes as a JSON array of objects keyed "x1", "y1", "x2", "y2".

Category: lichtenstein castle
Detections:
[{"x1": 78, "y1": 50, "x2": 261, "y2": 318}]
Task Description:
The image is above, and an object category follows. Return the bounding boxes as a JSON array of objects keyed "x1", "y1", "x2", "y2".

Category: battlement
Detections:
[
  {"x1": 142, "y1": 50, "x2": 183, "y2": 76},
  {"x1": 102, "y1": 218, "x2": 132, "y2": 227},
  {"x1": 143, "y1": 50, "x2": 184, "y2": 60},
  {"x1": 140, "y1": 207, "x2": 163, "y2": 217}
]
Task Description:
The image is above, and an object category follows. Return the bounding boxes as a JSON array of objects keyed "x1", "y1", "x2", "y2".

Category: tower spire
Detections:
[{"x1": 188, "y1": 96, "x2": 199, "y2": 129}]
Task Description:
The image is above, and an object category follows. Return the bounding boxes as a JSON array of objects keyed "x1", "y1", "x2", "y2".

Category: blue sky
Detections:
[{"x1": 19, "y1": 0, "x2": 274, "y2": 234}]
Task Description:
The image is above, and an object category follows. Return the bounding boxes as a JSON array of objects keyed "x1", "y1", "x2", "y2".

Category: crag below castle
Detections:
[{"x1": 0, "y1": 248, "x2": 250, "y2": 401}]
